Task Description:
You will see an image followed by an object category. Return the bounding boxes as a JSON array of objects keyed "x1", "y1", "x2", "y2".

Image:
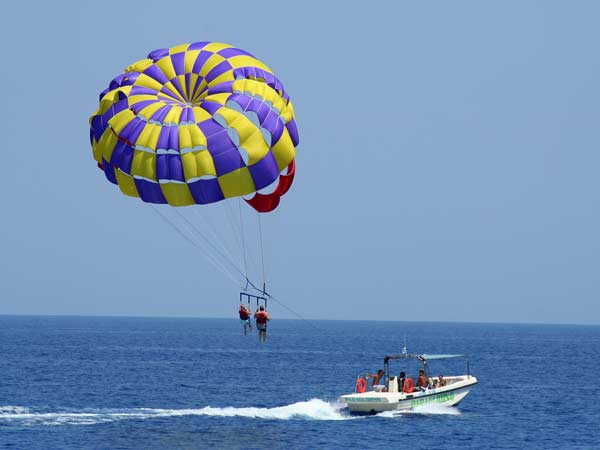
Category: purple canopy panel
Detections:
[
  {"x1": 169, "y1": 76, "x2": 186, "y2": 100},
  {"x1": 159, "y1": 85, "x2": 182, "y2": 101},
  {"x1": 101, "y1": 159, "x2": 118, "y2": 185},
  {"x1": 167, "y1": 126, "x2": 179, "y2": 151},
  {"x1": 116, "y1": 144, "x2": 135, "y2": 174},
  {"x1": 156, "y1": 154, "x2": 185, "y2": 182},
  {"x1": 109, "y1": 140, "x2": 131, "y2": 167},
  {"x1": 143, "y1": 64, "x2": 170, "y2": 85},
  {"x1": 251, "y1": 99, "x2": 271, "y2": 122},
  {"x1": 188, "y1": 41, "x2": 210, "y2": 51},
  {"x1": 91, "y1": 116, "x2": 105, "y2": 142},
  {"x1": 267, "y1": 116, "x2": 285, "y2": 145},
  {"x1": 130, "y1": 86, "x2": 159, "y2": 96},
  {"x1": 188, "y1": 177, "x2": 224, "y2": 204},
  {"x1": 199, "y1": 100, "x2": 221, "y2": 116},
  {"x1": 212, "y1": 148, "x2": 245, "y2": 176},
  {"x1": 156, "y1": 126, "x2": 171, "y2": 151},
  {"x1": 151, "y1": 106, "x2": 171, "y2": 124},
  {"x1": 192, "y1": 51, "x2": 214, "y2": 75},
  {"x1": 206, "y1": 130, "x2": 233, "y2": 155},
  {"x1": 205, "y1": 60, "x2": 233, "y2": 83},
  {"x1": 135, "y1": 178, "x2": 167, "y2": 204},
  {"x1": 130, "y1": 100, "x2": 156, "y2": 115},
  {"x1": 197, "y1": 119, "x2": 223, "y2": 138},
  {"x1": 179, "y1": 107, "x2": 190, "y2": 124},
  {"x1": 190, "y1": 75, "x2": 206, "y2": 100},
  {"x1": 218, "y1": 47, "x2": 254, "y2": 58},
  {"x1": 170, "y1": 52, "x2": 186, "y2": 76},
  {"x1": 147, "y1": 48, "x2": 169, "y2": 61},
  {"x1": 286, "y1": 118, "x2": 299, "y2": 146},
  {"x1": 248, "y1": 151, "x2": 279, "y2": 190},
  {"x1": 228, "y1": 94, "x2": 252, "y2": 110},
  {"x1": 119, "y1": 118, "x2": 146, "y2": 144},
  {"x1": 207, "y1": 81, "x2": 234, "y2": 96}
]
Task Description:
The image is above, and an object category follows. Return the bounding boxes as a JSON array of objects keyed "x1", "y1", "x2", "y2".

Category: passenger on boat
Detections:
[
  {"x1": 398, "y1": 371, "x2": 406, "y2": 391},
  {"x1": 366, "y1": 369, "x2": 385, "y2": 388},
  {"x1": 437, "y1": 374, "x2": 447, "y2": 387},
  {"x1": 415, "y1": 370, "x2": 430, "y2": 390}
]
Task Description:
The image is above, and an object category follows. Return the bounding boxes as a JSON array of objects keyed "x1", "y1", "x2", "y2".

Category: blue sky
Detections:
[{"x1": 1, "y1": 1, "x2": 598, "y2": 324}]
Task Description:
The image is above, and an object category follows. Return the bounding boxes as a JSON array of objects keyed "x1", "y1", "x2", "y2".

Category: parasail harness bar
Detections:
[
  {"x1": 240, "y1": 292, "x2": 268, "y2": 308},
  {"x1": 241, "y1": 277, "x2": 269, "y2": 308}
]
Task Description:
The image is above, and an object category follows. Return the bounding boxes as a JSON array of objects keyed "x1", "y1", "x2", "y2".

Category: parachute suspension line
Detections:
[
  {"x1": 165, "y1": 210, "x2": 241, "y2": 288},
  {"x1": 266, "y1": 293, "x2": 323, "y2": 332},
  {"x1": 238, "y1": 198, "x2": 249, "y2": 289},
  {"x1": 172, "y1": 208, "x2": 248, "y2": 283},
  {"x1": 150, "y1": 205, "x2": 241, "y2": 287},
  {"x1": 157, "y1": 204, "x2": 317, "y2": 330},
  {"x1": 257, "y1": 212, "x2": 267, "y2": 291},
  {"x1": 188, "y1": 207, "x2": 240, "y2": 274},
  {"x1": 222, "y1": 200, "x2": 244, "y2": 258}
]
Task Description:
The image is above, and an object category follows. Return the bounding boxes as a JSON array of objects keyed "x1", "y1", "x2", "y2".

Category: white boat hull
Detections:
[{"x1": 340, "y1": 376, "x2": 477, "y2": 414}]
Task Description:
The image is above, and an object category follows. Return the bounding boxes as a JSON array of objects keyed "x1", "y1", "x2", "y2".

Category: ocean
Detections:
[{"x1": 0, "y1": 316, "x2": 598, "y2": 449}]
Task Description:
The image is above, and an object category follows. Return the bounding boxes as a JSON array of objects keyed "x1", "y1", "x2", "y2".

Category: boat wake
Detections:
[
  {"x1": 377, "y1": 403, "x2": 461, "y2": 418},
  {"x1": 0, "y1": 400, "x2": 350, "y2": 426}
]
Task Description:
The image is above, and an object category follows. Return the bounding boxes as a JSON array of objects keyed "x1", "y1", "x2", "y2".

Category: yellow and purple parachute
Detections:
[{"x1": 89, "y1": 42, "x2": 298, "y2": 213}]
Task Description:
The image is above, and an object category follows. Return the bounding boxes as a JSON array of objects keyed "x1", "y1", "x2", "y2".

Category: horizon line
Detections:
[{"x1": 0, "y1": 313, "x2": 598, "y2": 327}]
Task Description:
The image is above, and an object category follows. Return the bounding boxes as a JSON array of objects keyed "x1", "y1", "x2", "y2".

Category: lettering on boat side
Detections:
[
  {"x1": 344, "y1": 397, "x2": 387, "y2": 403},
  {"x1": 410, "y1": 392, "x2": 455, "y2": 407}
]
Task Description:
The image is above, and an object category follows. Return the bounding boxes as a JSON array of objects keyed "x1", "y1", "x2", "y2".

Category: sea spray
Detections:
[
  {"x1": 375, "y1": 403, "x2": 461, "y2": 419},
  {"x1": 0, "y1": 399, "x2": 351, "y2": 426}
]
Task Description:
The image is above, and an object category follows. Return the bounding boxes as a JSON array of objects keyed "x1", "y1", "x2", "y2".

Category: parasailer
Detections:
[
  {"x1": 254, "y1": 305, "x2": 270, "y2": 343},
  {"x1": 239, "y1": 303, "x2": 252, "y2": 335},
  {"x1": 89, "y1": 42, "x2": 299, "y2": 328}
]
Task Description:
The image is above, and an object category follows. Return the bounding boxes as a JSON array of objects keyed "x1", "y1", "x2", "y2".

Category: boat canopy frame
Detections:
[{"x1": 383, "y1": 354, "x2": 471, "y2": 381}]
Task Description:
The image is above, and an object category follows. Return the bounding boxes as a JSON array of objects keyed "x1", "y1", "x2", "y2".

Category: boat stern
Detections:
[{"x1": 339, "y1": 392, "x2": 398, "y2": 414}]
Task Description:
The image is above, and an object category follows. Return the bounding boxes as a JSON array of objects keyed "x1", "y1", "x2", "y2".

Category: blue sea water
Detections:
[{"x1": 0, "y1": 316, "x2": 599, "y2": 450}]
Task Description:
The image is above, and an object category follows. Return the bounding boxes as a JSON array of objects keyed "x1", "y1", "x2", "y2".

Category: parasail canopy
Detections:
[{"x1": 89, "y1": 41, "x2": 299, "y2": 213}]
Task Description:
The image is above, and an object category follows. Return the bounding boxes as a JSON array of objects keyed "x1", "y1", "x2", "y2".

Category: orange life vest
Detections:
[{"x1": 255, "y1": 311, "x2": 268, "y2": 325}]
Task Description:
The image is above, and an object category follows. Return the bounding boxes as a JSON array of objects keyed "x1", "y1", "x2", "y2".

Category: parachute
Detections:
[{"x1": 89, "y1": 42, "x2": 299, "y2": 296}]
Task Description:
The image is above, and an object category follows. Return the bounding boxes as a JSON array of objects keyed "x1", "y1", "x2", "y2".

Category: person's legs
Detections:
[{"x1": 258, "y1": 328, "x2": 267, "y2": 342}]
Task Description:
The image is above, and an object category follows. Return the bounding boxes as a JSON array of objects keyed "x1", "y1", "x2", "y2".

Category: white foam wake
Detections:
[
  {"x1": 0, "y1": 400, "x2": 349, "y2": 426},
  {"x1": 0, "y1": 406, "x2": 31, "y2": 414},
  {"x1": 377, "y1": 403, "x2": 461, "y2": 418},
  {"x1": 411, "y1": 403, "x2": 461, "y2": 415}
]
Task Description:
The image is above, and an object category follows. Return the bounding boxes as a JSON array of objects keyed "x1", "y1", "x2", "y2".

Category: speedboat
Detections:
[{"x1": 339, "y1": 353, "x2": 477, "y2": 414}]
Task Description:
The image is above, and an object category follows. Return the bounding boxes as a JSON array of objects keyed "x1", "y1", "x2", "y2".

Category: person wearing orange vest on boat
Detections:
[
  {"x1": 239, "y1": 304, "x2": 253, "y2": 335},
  {"x1": 254, "y1": 305, "x2": 270, "y2": 342}
]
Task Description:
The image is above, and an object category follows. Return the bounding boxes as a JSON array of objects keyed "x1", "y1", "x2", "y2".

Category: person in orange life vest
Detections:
[
  {"x1": 254, "y1": 305, "x2": 270, "y2": 342},
  {"x1": 239, "y1": 304, "x2": 252, "y2": 335}
]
